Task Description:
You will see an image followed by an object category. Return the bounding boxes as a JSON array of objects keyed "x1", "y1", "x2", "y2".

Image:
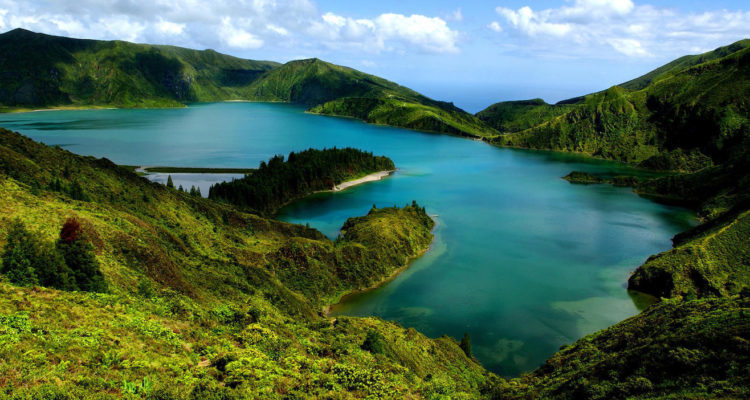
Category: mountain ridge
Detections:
[{"x1": 0, "y1": 28, "x2": 496, "y2": 138}]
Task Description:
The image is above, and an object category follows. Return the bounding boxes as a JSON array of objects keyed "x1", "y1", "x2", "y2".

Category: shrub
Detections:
[{"x1": 361, "y1": 329, "x2": 386, "y2": 355}]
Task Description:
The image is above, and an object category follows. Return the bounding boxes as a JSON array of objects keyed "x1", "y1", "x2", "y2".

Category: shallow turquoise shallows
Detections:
[{"x1": 0, "y1": 103, "x2": 696, "y2": 376}]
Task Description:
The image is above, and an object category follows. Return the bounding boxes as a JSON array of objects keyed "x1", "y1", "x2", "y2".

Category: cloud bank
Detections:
[
  {"x1": 0, "y1": 0, "x2": 460, "y2": 56},
  {"x1": 489, "y1": 0, "x2": 750, "y2": 58}
]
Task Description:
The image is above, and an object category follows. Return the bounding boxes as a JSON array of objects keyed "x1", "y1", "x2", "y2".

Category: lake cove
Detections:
[{"x1": 0, "y1": 102, "x2": 696, "y2": 376}]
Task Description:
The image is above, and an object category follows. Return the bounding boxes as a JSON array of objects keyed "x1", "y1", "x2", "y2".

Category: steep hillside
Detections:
[
  {"x1": 619, "y1": 39, "x2": 750, "y2": 90},
  {"x1": 0, "y1": 28, "x2": 278, "y2": 108},
  {"x1": 0, "y1": 128, "x2": 489, "y2": 398},
  {"x1": 476, "y1": 98, "x2": 573, "y2": 133},
  {"x1": 484, "y1": 40, "x2": 750, "y2": 171},
  {"x1": 253, "y1": 58, "x2": 497, "y2": 138}
]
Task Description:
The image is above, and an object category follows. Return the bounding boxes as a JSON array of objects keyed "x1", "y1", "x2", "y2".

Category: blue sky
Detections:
[{"x1": 3, "y1": 0, "x2": 750, "y2": 111}]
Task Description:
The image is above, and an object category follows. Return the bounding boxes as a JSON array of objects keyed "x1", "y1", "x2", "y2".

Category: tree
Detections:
[
  {"x1": 166, "y1": 175, "x2": 174, "y2": 188},
  {"x1": 1, "y1": 221, "x2": 38, "y2": 286},
  {"x1": 56, "y1": 218, "x2": 107, "y2": 292},
  {"x1": 460, "y1": 332, "x2": 472, "y2": 357},
  {"x1": 1, "y1": 220, "x2": 73, "y2": 289}
]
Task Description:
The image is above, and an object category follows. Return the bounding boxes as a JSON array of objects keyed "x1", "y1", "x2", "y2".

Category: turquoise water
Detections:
[{"x1": 0, "y1": 103, "x2": 696, "y2": 376}]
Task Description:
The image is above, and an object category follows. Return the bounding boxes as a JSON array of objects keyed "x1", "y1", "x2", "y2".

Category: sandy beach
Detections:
[{"x1": 333, "y1": 170, "x2": 394, "y2": 191}]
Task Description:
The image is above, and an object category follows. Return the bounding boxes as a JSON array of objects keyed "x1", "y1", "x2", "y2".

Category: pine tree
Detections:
[
  {"x1": 196, "y1": 187, "x2": 202, "y2": 197},
  {"x1": 166, "y1": 175, "x2": 174, "y2": 188},
  {"x1": 1, "y1": 220, "x2": 73, "y2": 289},
  {"x1": 1, "y1": 223, "x2": 38, "y2": 286},
  {"x1": 189, "y1": 185, "x2": 197, "y2": 196}
]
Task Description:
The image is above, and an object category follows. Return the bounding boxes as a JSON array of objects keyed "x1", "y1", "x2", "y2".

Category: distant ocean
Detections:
[{"x1": 409, "y1": 83, "x2": 596, "y2": 114}]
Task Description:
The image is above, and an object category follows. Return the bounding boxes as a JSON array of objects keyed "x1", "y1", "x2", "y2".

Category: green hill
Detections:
[
  {"x1": 0, "y1": 28, "x2": 496, "y2": 138},
  {"x1": 0, "y1": 28, "x2": 279, "y2": 108},
  {"x1": 482, "y1": 40, "x2": 750, "y2": 171},
  {"x1": 476, "y1": 98, "x2": 573, "y2": 133},
  {"x1": 248, "y1": 58, "x2": 497, "y2": 138}
]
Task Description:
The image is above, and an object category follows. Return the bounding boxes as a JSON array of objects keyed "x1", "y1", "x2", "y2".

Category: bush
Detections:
[{"x1": 361, "y1": 329, "x2": 386, "y2": 355}]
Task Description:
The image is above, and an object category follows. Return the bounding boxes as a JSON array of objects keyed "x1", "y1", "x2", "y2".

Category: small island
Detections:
[{"x1": 208, "y1": 148, "x2": 395, "y2": 215}]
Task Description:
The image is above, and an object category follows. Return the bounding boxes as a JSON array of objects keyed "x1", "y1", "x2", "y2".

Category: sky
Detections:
[{"x1": 2, "y1": 0, "x2": 750, "y2": 112}]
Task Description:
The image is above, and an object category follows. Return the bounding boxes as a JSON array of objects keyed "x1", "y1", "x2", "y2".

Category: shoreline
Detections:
[
  {"x1": 132, "y1": 165, "x2": 255, "y2": 174},
  {"x1": 333, "y1": 170, "x2": 394, "y2": 192},
  {"x1": 324, "y1": 215, "x2": 439, "y2": 316}
]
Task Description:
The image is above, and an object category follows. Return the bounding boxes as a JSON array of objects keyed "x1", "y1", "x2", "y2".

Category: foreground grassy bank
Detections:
[
  {"x1": 1, "y1": 128, "x2": 749, "y2": 398},
  {"x1": 0, "y1": 128, "x2": 488, "y2": 398}
]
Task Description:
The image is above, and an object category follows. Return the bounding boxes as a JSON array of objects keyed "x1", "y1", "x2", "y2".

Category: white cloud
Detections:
[
  {"x1": 312, "y1": 12, "x2": 459, "y2": 54},
  {"x1": 487, "y1": 21, "x2": 503, "y2": 33},
  {"x1": 219, "y1": 18, "x2": 263, "y2": 49},
  {"x1": 491, "y1": 0, "x2": 750, "y2": 58},
  {"x1": 447, "y1": 8, "x2": 463, "y2": 22},
  {"x1": 156, "y1": 19, "x2": 185, "y2": 36},
  {"x1": 498, "y1": 6, "x2": 571, "y2": 37},
  {"x1": 608, "y1": 38, "x2": 650, "y2": 57},
  {"x1": 0, "y1": 0, "x2": 461, "y2": 56}
]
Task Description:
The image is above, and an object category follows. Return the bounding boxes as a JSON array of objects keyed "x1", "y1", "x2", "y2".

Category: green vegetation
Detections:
[
  {"x1": 309, "y1": 93, "x2": 497, "y2": 138},
  {"x1": 0, "y1": 128, "x2": 488, "y2": 398},
  {"x1": 476, "y1": 98, "x2": 573, "y2": 133},
  {"x1": 562, "y1": 171, "x2": 606, "y2": 185},
  {"x1": 209, "y1": 148, "x2": 394, "y2": 215},
  {"x1": 484, "y1": 40, "x2": 750, "y2": 171},
  {"x1": 0, "y1": 29, "x2": 496, "y2": 138},
  {"x1": 0, "y1": 28, "x2": 278, "y2": 109},
  {"x1": 625, "y1": 158, "x2": 750, "y2": 299}
]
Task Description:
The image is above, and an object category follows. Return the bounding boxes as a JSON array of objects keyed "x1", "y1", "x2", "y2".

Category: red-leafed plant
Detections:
[{"x1": 59, "y1": 217, "x2": 82, "y2": 244}]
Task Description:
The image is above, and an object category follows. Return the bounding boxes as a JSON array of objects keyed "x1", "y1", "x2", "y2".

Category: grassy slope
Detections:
[
  {"x1": 476, "y1": 98, "x2": 573, "y2": 133},
  {"x1": 0, "y1": 128, "x2": 488, "y2": 398},
  {"x1": 254, "y1": 58, "x2": 497, "y2": 138},
  {"x1": 485, "y1": 40, "x2": 750, "y2": 171},
  {"x1": 625, "y1": 158, "x2": 750, "y2": 299}
]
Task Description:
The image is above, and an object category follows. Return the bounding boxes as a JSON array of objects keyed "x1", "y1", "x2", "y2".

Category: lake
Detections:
[{"x1": 0, "y1": 102, "x2": 696, "y2": 376}]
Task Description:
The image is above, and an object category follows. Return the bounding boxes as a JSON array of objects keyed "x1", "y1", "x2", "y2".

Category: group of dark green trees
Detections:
[
  {"x1": 166, "y1": 175, "x2": 202, "y2": 196},
  {"x1": 1, "y1": 218, "x2": 106, "y2": 292},
  {"x1": 208, "y1": 148, "x2": 394, "y2": 214}
]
